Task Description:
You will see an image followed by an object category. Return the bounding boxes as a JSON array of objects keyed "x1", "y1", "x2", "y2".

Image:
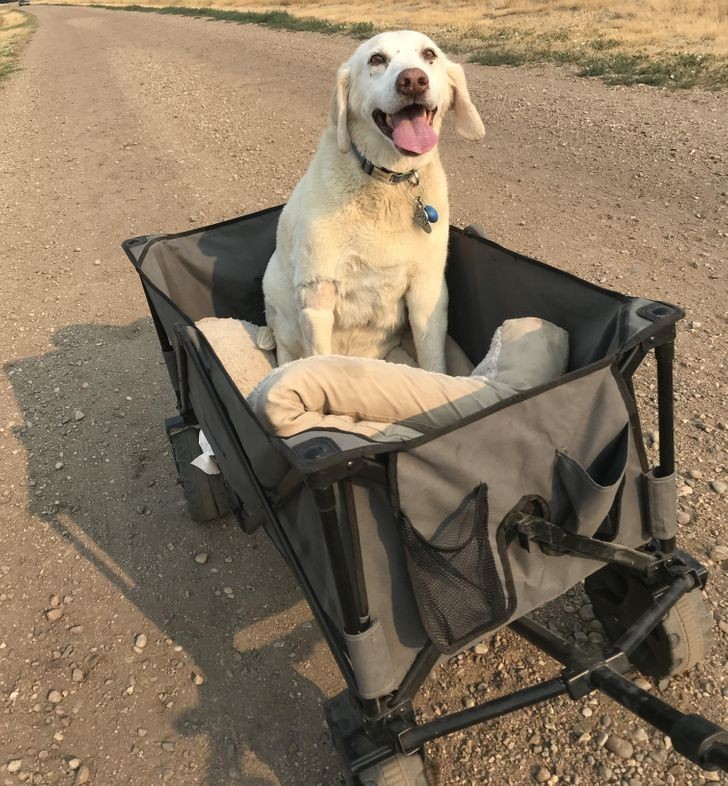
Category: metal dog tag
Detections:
[{"x1": 414, "y1": 201, "x2": 432, "y2": 233}]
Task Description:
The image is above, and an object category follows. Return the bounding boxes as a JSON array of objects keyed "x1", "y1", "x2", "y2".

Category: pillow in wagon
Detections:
[{"x1": 247, "y1": 317, "x2": 569, "y2": 442}]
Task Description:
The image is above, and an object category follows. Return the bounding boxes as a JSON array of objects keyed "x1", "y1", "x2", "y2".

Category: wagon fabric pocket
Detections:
[
  {"x1": 550, "y1": 424, "x2": 630, "y2": 539},
  {"x1": 398, "y1": 483, "x2": 515, "y2": 654}
]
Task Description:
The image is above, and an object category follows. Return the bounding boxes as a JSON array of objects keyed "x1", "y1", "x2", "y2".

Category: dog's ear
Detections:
[
  {"x1": 445, "y1": 59, "x2": 485, "y2": 141},
  {"x1": 329, "y1": 64, "x2": 352, "y2": 153}
]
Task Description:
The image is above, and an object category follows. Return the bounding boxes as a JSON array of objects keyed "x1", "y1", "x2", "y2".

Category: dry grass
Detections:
[
  {"x1": 78, "y1": 0, "x2": 728, "y2": 51},
  {"x1": 51, "y1": 0, "x2": 728, "y2": 87},
  {"x1": 0, "y1": 9, "x2": 35, "y2": 84}
]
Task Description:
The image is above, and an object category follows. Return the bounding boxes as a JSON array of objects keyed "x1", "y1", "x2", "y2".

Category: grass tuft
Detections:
[
  {"x1": 0, "y1": 10, "x2": 35, "y2": 86},
  {"x1": 467, "y1": 32, "x2": 726, "y2": 89},
  {"x1": 95, "y1": 5, "x2": 377, "y2": 38}
]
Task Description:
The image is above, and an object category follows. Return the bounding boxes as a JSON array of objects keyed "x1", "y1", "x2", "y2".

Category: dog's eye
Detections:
[
  {"x1": 368, "y1": 53, "x2": 387, "y2": 67},
  {"x1": 422, "y1": 47, "x2": 437, "y2": 63}
]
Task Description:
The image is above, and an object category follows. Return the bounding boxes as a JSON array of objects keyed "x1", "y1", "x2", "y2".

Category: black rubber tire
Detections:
[
  {"x1": 356, "y1": 753, "x2": 430, "y2": 786},
  {"x1": 165, "y1": 417, "x2": 231, "y2": 523},
  {"x1": 585, "y1": 565, "x2": 713, "y2": 678}
]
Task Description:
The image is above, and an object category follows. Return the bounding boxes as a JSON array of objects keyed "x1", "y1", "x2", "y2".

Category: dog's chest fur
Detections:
[{"x1": 334, "y1": 252, "x2": 409, "y2": 331}]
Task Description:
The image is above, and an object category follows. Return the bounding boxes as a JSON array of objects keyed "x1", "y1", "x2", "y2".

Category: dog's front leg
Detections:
[
  {"x1": 297, "y1": 279, "x2": 337, "y2": 356},
  {"x1": 406, "y1": 275, "x2": 448, "y2": 373}
]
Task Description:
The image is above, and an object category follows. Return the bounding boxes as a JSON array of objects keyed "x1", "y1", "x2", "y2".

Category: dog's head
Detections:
[{"x1": 331, "y1": 30, "x2": 485, "y2": 168}]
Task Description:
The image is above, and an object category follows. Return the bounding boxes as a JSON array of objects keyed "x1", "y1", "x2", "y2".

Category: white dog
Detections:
[{"x1": 261, "y1": 31, "x2": 485, "y2": 372}]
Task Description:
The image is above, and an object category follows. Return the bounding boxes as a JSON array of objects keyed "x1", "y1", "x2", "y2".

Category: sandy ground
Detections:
[{"x1": 0, "y1": 6, "x2": 726, "y2": 785}]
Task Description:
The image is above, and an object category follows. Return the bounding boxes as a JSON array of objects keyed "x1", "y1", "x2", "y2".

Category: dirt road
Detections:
[{"x1": 0, "y1": 6, "x2": 726, "y2": 785}]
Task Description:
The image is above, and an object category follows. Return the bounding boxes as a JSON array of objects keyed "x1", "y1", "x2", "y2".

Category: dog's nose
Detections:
[{"x1": 396, "y1": 68, "x2": 429, "y2": 97}]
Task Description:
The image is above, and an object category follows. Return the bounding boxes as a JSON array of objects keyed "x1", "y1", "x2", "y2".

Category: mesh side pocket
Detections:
[{"x1": 400, "y1": 484, "x2": 512, "y2": 654}]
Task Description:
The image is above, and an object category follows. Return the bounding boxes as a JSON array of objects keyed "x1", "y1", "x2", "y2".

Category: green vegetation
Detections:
[
  {"x1": 96, "y1": 5, "x2": 377, "y2": 38},
  {"x1": 0, "y1": 11, "x2": 35, "y2": 85},
  {"x1": 465, "y1": 28, "x2": 728, "y2": 88}
]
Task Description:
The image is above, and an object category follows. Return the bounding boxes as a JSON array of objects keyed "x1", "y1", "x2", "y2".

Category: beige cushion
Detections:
[
  {"x1": 196, "y1": 317, "x2": 276, "y2": 397},
  {"x1": 249, "y1": 318, "x2": 568, "y2": 441}
]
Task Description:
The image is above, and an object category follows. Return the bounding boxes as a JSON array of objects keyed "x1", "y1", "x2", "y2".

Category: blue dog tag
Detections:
[{"x1": 424, "y1": 205, "x2": 438, "y2": 223}]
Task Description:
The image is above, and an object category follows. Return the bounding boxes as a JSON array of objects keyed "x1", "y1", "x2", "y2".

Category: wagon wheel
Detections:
[
  {"x1": 165, "y1": 416, "x2": 231, "y2": 523},
  {"x1": 356, "y1": 752, "x2": 430, "y2": 786},
  {"x1": 584, "y1": 563, "x2": 713, "y2": 678}
]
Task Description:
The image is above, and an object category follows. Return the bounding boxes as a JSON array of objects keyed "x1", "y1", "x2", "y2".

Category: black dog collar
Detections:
[{"x1": 350, "y1": 143, "x2": 418, "y2": 184}]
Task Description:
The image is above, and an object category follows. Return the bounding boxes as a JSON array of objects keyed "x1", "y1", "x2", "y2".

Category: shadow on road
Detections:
[{"x1": 7, "y1": 318, "x2": 340, "y2": 785}]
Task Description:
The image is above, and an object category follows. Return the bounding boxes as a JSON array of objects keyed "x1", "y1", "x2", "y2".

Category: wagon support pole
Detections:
[
  {"x1": 310, "y1": 483, "x2": 370, "y2": 636},
  {"x1": 654, "y1": 337, "x2": 676, "y2": 553}
]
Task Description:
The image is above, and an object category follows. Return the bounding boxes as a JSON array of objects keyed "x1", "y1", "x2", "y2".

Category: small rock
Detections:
[
  {"x1": 54, "y1": 462, "x2": 64, "y2": 471},
  {"x1": 632, "y1": 727, "x2": 649, "y2": 744},
  {"x1": 578, "y1": 604, "x2": 595, "y2": 622},
  {"x1": 676, "y1": 509, "x2": 691, "y2": 526},
  {"x1": 473, "y1": 642, "x2": 489, "y2": 655},
  {"x1": 50, "y1": 595, "x2": 61, "y2": 608},
  {"x1": 709, "y1": 480, "x2": 727, "y2": 495},
  {"x1": 71, "y1": 668, "x2": 84, "y2": 683},
  {"x1": 605, "y1": 735, "x2": 633, "y2": 759},
  {"x1": 192, "y1": 672, "x2": 205, "y2": 686},
  {"x1": 73, "y1": 410, "x2": 84, "y2": 422},
  {"x1": 47, "y1": 690, "x2": 62, "y2": 704},
  {"x1": 67, "y1": 758, "x2": 81, "y2": 770},
  {"x1": 137, "y1": 728, "x2": 147, "y2": 737},
  {"x1": 194, "y1": 552, "x2": 209, "y2": 565},
  {"x1": 686, "y1": 469, "x2": 703, "y2": 480},
  {"x1": 7, "y1": 760, "x2": 22, "y2": 774},
  {"x1": 74, "y1": 765, "x2": 90, "y2": 785},
  {"x1": 535, "y1": 767, "x2": 551, "y2": 783},
  {"x1": 709, "y1": 545, "x2": 728, "y2": 563},
  {"x1": 134, "y1": 633, "x2": 147, "y2": 650},
  {"x1": 633, "y1": 677, "x2": 651, "y2": 690},
  {"x1": 574, "y1": 719, "x2": 592, "y2": 735},
  {"x1": 161, "y1": 741, "x2": 175, "y2": 752},
  {"x1": 649, "y1": 748, "x2": 668, "y2": 764},
  {"x1": 595, "y1": 731, "x2": 609, "y2": 747},
  {"x1": 463, "y1": 696, "x2": 475, "y2": 708},
  {"x1": 46, "y1": 607, "x2": 64, "y2": 622}
]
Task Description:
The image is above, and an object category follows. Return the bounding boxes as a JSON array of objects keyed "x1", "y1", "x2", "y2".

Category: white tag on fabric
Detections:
[{"x1": 190, "y1": 429, "x2": 220, "y2": 475}]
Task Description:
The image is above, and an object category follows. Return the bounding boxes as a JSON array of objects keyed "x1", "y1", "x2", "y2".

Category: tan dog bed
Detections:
[{"x1": 196, "y1": 317, "x2": 569, "y2": 443}]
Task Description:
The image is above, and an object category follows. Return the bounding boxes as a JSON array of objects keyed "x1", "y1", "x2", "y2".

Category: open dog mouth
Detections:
[{"x1": 372, "y1": 104, "x2": 438, "y2": 156}]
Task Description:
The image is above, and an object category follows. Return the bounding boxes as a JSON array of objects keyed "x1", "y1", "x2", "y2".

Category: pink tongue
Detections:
[{"x1": 391, "y1": 108, "x2": 438, "y2": 155}]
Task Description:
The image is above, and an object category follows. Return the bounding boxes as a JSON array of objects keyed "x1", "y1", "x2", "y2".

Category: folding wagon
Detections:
[{"x1": 124, "y1": 207, "x2": 728, "y2": 784}]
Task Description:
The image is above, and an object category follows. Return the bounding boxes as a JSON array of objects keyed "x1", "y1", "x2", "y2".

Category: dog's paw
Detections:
[{"x1": 256, "y1": 325, "x2": 277, "y2": 351}]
